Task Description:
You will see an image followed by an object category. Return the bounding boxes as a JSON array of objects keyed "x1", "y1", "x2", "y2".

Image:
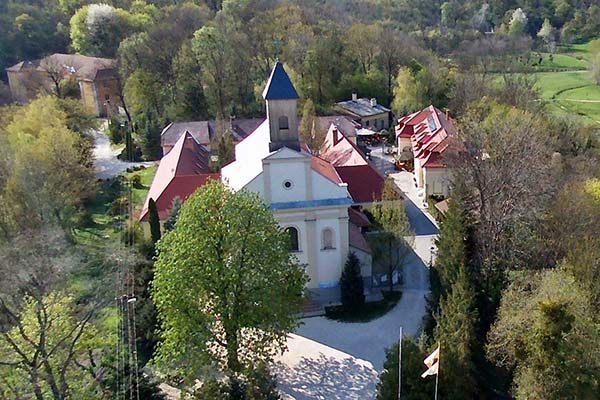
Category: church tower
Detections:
[{"x1": 262, "y1": 61, "x2": 300, "y2": 152}]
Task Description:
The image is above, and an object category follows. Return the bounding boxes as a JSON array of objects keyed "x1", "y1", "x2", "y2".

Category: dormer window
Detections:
[{"x1": 278, "y1": 116, "x2": 289, "y2": 130}]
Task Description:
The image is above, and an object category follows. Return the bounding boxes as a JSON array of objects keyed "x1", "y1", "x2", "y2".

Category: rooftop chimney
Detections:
[
  {"x1": 332, "y1": 126, "x2": 340, "y2": 145},
  {"x1": 370, "y1": 98, "x2": 377, "y2": 107},
  {"x1": 352, "y1": 93, "x2": 358, "y2": 101}
]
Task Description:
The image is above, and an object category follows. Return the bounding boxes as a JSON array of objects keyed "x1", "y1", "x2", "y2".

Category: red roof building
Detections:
[
  {"x1": 319, "y1": 124, "x2": 384, "y2": 203},
  {"x1": 140, "y1": 131, "x2": 219, "y2": 221},
  {"x1": 395, "y1": 105, "x2": 453, "y2": 197}
]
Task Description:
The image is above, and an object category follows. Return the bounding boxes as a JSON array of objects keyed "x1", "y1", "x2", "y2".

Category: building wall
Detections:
[
  {"x1": 276, "y1": 206, "x2": 349, "y2": 289},
  {"x1": 266, "y1": 98, "x2": 299, "y2": 150},
  {"x1": 414, "y1": 158, "x2": 425, "y2": 189},
  {"x1": 361, "y1": 113, "x2": 389, "y2": 131},
  {"x1": 95, "y1": 77, "x2": 121, "y2": 117},
  {"x1": 398, "y1": 137, "x2": 413, "y2": 154},
  {"x1": 79, "y1": 81, "x2": 99, "y2": 115},
  {"x1": 423, "y1": 167, "x2": 450, "y2": 197},
  {"x1": 350, "y1": 246, "x2": 373, "y2": 284}
]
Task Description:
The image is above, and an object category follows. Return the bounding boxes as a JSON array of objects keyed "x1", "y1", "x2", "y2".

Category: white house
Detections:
[{"x1": 395, "y1": 105, "x2": 453, "y2": 198}]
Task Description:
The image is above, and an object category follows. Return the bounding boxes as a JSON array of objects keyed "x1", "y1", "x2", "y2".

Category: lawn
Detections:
[
  {"x1": 325, "y1": 290, "x2": 402, "y2": 323},
  {"x1": 532, "y1": 71, "x2": 600, "y2": 124},
  {"x1": 534, "y1": 52, "x2": 587, "y2": 71},
  {"x1": 73, "y1": 165, "x2": 157, "y2": 247}
]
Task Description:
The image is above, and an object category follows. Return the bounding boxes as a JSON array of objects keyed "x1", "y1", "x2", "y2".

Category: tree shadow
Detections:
[
  {"x1": 403, "y1": 197, "x2": 438, "y2": 236},
  {"x1": 274, "y1": 353, "x2": 379, "y2": 400}
]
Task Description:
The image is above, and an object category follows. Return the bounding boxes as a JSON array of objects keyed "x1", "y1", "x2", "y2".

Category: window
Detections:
[
  {"x1": 365, "y1": 120, "x2": 370, "y2": 127},
  {"x1": 285, "y1": 227, "x2": 299, "y2": 251},
  {"x1": 322, "y1": 228, "x2": 335, "y2": 250},
  {"x1": 278, "y1": 115, "x2": 289, "y2": 130}
]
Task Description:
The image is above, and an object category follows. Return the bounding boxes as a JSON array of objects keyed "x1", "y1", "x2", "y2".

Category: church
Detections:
[
  {"x1": 142, "y1": 61, "x2": 384, "y2": 304},
  {"x1": 221, "y1": 61, "x2": 386, "y2": 302}
]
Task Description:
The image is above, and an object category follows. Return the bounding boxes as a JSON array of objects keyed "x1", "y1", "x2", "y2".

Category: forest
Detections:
[{"x1": 1, "y1": 0, "x2": 600, "y2": 399}]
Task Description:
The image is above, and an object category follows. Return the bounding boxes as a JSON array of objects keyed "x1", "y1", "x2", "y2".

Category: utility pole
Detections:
[{"x1": 398, "y1": 326, "x2": 403, "y2": 400}]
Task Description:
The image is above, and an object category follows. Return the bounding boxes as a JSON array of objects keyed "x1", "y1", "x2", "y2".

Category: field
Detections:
[{"x1": 528, "y1": 41, "x2": 600, "y2": 124}]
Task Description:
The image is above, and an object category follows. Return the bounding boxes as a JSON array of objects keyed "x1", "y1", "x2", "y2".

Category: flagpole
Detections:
[
  {"x1": 434, "y1": 343, "x2": 440, "y2": 400},
  {"x1": 398, "y1": 326, "x2": 402, "y2": 400}
]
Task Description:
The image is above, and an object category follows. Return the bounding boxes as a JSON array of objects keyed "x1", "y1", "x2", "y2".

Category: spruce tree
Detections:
[
  {"x1": 340, "y1": 252, "x2": 365, "y2": 311},
  {"x1": 433, "y1": 266, "x2": 479, "y2": 399},
  {"x1": 148, "y1": 198, "x2": 161, "y2": 244},
  {"x1": 163, "y1": 197, "x2": 182, "y2": 232}
]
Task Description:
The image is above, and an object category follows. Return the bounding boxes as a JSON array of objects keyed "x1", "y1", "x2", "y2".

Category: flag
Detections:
[{"x1": 421, "y1": 345, "x2": 440, "y2": 378}]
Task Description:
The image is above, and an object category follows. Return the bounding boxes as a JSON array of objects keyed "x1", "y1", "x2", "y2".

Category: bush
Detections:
[
  {"x1": 108, "y1": 117, "x2": 126, "y2": 144},
  {"x1": 108, "y1": 196, "x2": 128, "y2": 216},
  {"x1": 192, "y1": 365, "x2": 280, "y2": 400},
  {"x1": 340, "y1": 252, "x2": 365, "y2": 311},
  {"x1": 130, "y1": 174, "x2": 143, "y2": 189}
]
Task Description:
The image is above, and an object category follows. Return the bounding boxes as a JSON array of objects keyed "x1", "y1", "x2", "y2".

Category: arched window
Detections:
[
  {"x1": 278, "y1": 115, "x2": 289, "y2": 130},
  {"x1": 285, "y1": 227, "x2": 299, "y2": 251},
  {"x1": 322, "y1": 228, "x2": 335, "y2": 250}
]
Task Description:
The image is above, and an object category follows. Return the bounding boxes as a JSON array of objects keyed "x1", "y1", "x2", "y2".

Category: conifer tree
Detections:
[
  {"x1": 340, "y1": 252, "x2": 365, "y2": 310},
  {"x1": 433, "y1": 199, "x2": 466, "y2": 301},
  {"x1": 163, "y1": 197, "x2": 182, "y2": 232},
  {"x1": 434, "y1": 266, "x2": 479, "y2": 399},
  {"x1": 148, "y1": 198, "x2": 161, "y2": 244}
]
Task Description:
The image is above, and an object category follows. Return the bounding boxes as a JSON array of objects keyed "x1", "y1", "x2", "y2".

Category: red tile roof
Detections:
[
  {"x1": 140, "y1": 131, "x2": 218, "y2": 221},
  {"x1": 310, "y1": 155, "x2": 343, "y2": 184},
  {"x1": 336, "y1": 165, "x2": 384, "y2": 203},
  {"x1": 348, "y1": 207, "x2": 371, "y2": 227},
  {"x1": 395, "y1": 105, "x2": 454, "y2": 169},
  {"x1": 319, "y1": 123, "x2": 384, "y2": 203}
]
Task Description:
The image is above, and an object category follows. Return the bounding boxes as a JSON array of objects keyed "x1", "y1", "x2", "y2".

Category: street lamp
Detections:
[{"x1": 429, "y1": 245, "x2": 437, "y2": 267}]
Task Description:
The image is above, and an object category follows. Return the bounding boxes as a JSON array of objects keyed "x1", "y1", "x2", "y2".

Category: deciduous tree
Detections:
[
  {"x1": 370, "y1": 177, "x2": 413, "y2": 292},
  {"x1": 487, "y1": 269, "x2": 600, "y2": 399},
  {"x1": 152, "y1": 181, "x2": 307, "y2": 383}
]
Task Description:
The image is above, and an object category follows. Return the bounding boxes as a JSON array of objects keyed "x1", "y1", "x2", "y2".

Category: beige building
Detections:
[
  {"x1": 6, "y1": 53, "x2": 121, "y2": 117},
  {"x1": 336, "y1": 93, "x2": 391, "y2": 131},
  {"x1": 395, "y1": 105, "x2": 454, "y2": 198}
]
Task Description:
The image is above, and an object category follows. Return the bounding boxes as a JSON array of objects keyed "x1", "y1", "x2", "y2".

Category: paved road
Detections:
[
  {"x1": 275, "y1": 166, "x2": 439, "y2": 399},
  {"x1": 93, "y1": 128, "x2": 153, "y2": 179}
]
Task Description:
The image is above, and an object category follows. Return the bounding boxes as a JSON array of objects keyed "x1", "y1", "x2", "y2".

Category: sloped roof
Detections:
[
  {"x1": 396, "y1": 105, "x2": 455, "y2": 169},
  {"x1": 7, "y1": 53, "x2": 117, "y2": 81},
  {"x1": 318, "y1": 123, "x2": 384, "y2": 203},
  {"x1": 161, "y1": 118, "x2": 265, "y2": 150},
  {"x1": 348, "y1": 207, "x2": 371, "y2": 227},
  {"x1": 262, "y1": 61, "x2": 299, "y2": 100},
  {"x1": 336, "y1": 165, "x2": 384, "y2": 203},
  {"x1": 336, "y1": 98, "x2": 390, "y2": 117},
  {"x1": 310, "y1": 155, "x2": 343, "y2": 184},
  {"x1": 140, "y1": 131, "x2": 218, "y2": 220},
  {"x1": 161, "y1": 121, "x2": 211, "y2": 147}
]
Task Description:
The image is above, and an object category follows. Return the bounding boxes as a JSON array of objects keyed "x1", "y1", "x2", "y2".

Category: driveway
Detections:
[
  {"x1": 93, "y1": 128, "x2": 153, "y2": 179},
  {"x1": 274, "y1": 169, "x2": 439, "y2": 399}
]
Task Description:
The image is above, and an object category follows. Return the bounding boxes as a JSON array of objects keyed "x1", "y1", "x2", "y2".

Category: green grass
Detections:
[
  {"x1": 325, "y1": 290, "x2": 402, "y2": 322},
  {"x1": 529, "y1": 71, "x2": 600, "y2": 124},
  {"x1": 73, "y1": 165, "x2": 157, "y2": 246},
  {"x1": 534, "y1": 53, "x2": 587, "y2": 71}
]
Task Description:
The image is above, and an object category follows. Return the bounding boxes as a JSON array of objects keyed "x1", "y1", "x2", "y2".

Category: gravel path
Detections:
[{"x1": 92, "y1": 128, "x2": 153, "y2": 179}]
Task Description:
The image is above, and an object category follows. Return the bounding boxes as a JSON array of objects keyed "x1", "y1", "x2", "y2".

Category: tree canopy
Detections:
[{"x1": 152, "y1": 180, "x2": 307, "y2": 381}]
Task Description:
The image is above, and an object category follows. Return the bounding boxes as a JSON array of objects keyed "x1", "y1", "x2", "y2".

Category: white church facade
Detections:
[{"x1": 222, "y1": 62, "x2": 355, "y2": 297}]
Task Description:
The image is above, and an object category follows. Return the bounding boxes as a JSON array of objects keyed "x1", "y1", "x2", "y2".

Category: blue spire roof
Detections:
[{"x1": 262, "y1": 61, "x2": 299, "y2": 100}]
